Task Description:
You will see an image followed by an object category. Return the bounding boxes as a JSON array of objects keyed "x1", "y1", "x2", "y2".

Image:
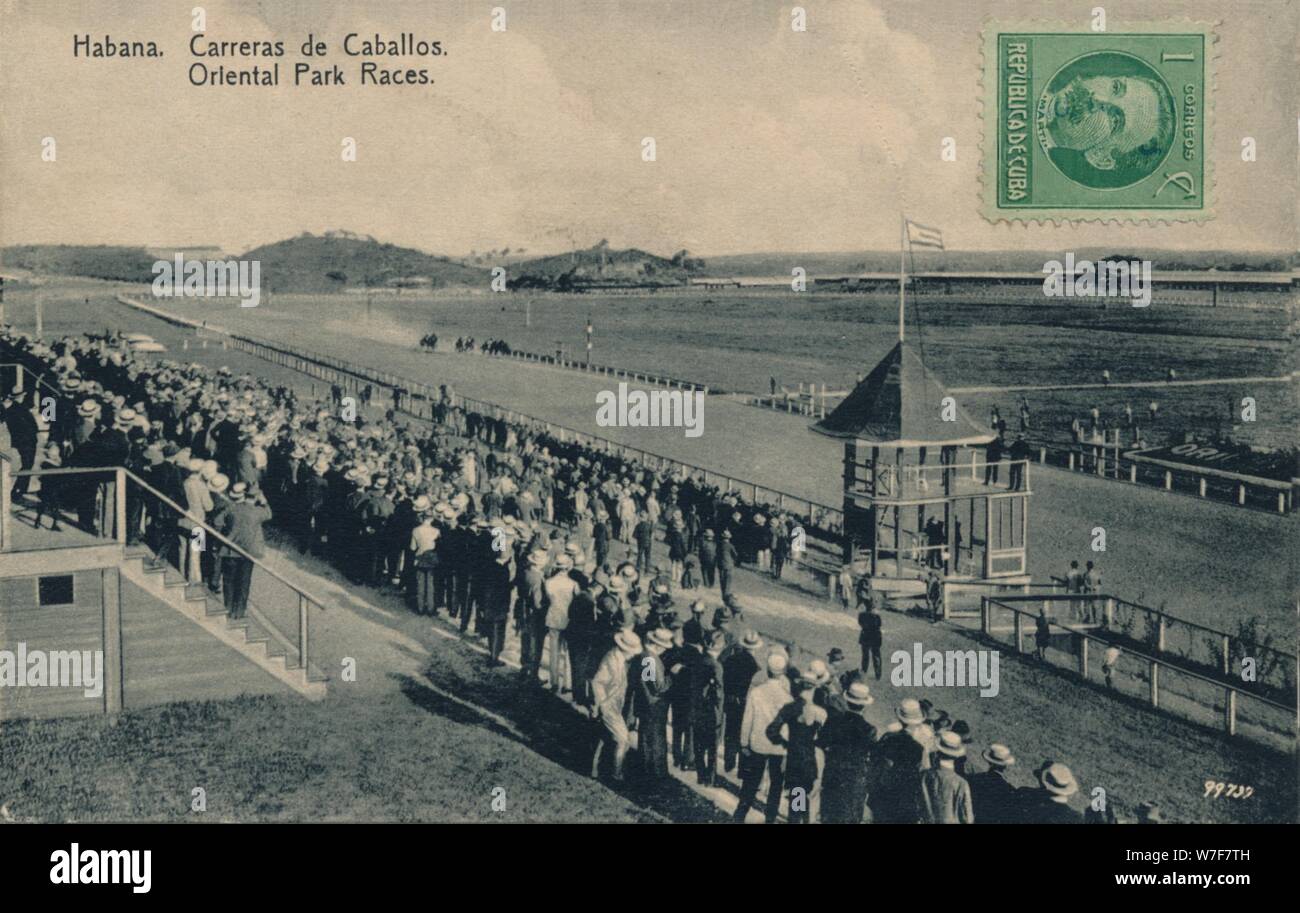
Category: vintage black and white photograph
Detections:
[{"x1": 0, "y1": 0, "x2": 1295, "y2": 874}]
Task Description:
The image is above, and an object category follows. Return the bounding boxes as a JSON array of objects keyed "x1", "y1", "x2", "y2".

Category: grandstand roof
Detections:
[{"x1": 812, "y1": 341, "x2": 995, "y2": 447}]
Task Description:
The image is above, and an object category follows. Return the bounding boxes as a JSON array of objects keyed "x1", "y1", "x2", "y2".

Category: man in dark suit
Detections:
[
  {"x1": 720, "y1": 629, "x2": 762, "y2": 772},
  {"x1": 220, "y1": 482, "x2": 271, "y2": 620},
  {"x1": 968, "y1": 743, "x2": 1021, "y2": 824},
  {"x1": 690, "y1": 632, "x2": 726, "y2": 785},
  {"x1": 3, "y1": 394, "x2": 39, "y2": 498},
  {"x1": 481, "y1": 541, "x2": 515, "y2": 666},
  {"x1": 716, "y1": 529, "x2": 738, "y2": 603},
  {"x1": 682, "y1": 600, "x2": 707, "y2": 648},
  {"x1": 858, "y1": 602, "x2": 883, "y2": 679},
  {"x1": 1022, "y1": 761, "x2": 1084, "y2": 824},
  {"x1": 697, "y1": 529, "x2": 717, "y2": 588}
]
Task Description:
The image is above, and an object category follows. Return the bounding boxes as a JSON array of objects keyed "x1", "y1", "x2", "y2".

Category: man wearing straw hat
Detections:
[
  {"x1": 178, "y1": 456, "x2": 213, "y2": 584},
  {"x1": 918, "y1": 731, "x2": 974, "y2": 823},
  {"x1": 690, "y1": 631, "x2": 726, "y2": 786},
  {"x1": 629, "y1": 628, "x2": 675, "y2": 784},
  {"x1": 544, "y1": 553, "x2": 578, "y2": 694},
  {"x1": 721, "y1": 629, "x2": 763, "y2": 773},
  {"x1": 409, "y1": 499, "x2": 439, "y2": 615},
  {"x1": 481, "y1": 528, "x2": 515, "y2": 666},
  {"x1": 816, "y1": 680, "x2": 878, "y2": 823},
  {"x1": 968, "y1": 743, "x2": 1021, "y2": 824},
  {"x1": 872, "y1": 698, "x2": 932, "y2": 823},
  {"x1": 220, "y1": 481, "x2": 271, "y2": 621},
  {"x1": 765, "y1": 670, "x2": 828, "y2": 824},
  {"x1": 733, "y1": 651, "x2": 792, "y2": 824},
  {"x1": 590, "y1": 629, "x2": 642, "y2": 783},
  {"x1": 517, "y1": 548, "x2": 550, "y2": 683},
  {"x1": 1023, "y1": 761, "x2": 1084, "y2": 824}
]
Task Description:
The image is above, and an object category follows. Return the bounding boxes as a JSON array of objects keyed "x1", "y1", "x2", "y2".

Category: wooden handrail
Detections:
[
  {"x1": 0, "y1": 362, "x2": 64, "y2": 399},
  {"x1": 0, "y1": 450, "x2": 324, "y2": 614},
  {"x1": 118, "y1": 466, "x2": 326, "y2": 613}
]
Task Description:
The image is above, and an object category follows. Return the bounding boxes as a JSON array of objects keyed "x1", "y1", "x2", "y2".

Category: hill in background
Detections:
[
  {"x1": 239, "y1": 232, "x2": 488, "y2": 293},
  {"x1": 1, "y1": 245, "x2": 160, "y2": 282},
  {"x1": 506, "y1": 241, "x2": 702, "y2": 290}
]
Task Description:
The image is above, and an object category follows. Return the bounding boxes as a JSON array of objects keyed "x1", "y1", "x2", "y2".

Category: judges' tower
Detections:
[{"x1": 813, "y1": 341, "x2": 1031, "y2": 591}]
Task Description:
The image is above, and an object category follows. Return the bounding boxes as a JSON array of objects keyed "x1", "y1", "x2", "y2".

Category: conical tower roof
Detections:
[{"x1": 813, "y1": 341, "x2": 994, "y2": 447}]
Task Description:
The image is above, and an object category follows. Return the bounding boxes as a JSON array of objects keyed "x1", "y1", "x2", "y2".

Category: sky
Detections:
[{"x1": 1, "y1": 0, "x2": 1295, "y2": 257}]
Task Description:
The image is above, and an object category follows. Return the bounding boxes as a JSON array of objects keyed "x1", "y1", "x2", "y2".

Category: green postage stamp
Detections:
[{"x1": 982, "y1": 22, "x2": 1214, "y2": 222}]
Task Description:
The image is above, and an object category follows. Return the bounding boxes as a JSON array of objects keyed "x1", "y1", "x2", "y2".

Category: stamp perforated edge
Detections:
[{"x1": 978, "y1": 18, "x2": 1219, "y2": 225}]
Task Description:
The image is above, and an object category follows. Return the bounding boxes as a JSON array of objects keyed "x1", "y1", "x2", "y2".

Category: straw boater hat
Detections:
[
  {"x1": 1036, "y1": 762, "x2": 1079, "y2": 798},
  {"x1": 614, "y1": 630, "x2": 641, "y2": 654},
  {"x1": 690, "y1": 600, "x2": 706, "y2": 615},
  {"x1": 187, "y1": 457, "x2": 205, "y2": 474},
  {"x1": 76, "y1": 399, "x2": 100, "y2": 417},
  {"x1": 930, "y1": 730, "x2": 964, "y2": 759},
  {"x1": 844, "y1": 681, "x2": 874, "y2": 707},
  {"x1": 112, "y1": 407, "x2": 138, "y2": 431},
  {"x1": 895, "y1": 698, "x2": 926, "y2": 726},
  {"x1": 647, "y1": 628, "x2": 673, "y2": 650},
  {"x1": 229, "y1": 482, "x2": 248, "y2": 502},
  {"x1": 804, "y1": 659, "x2": 832, "y2": 686},
  {"x1": 527, "y1": 549, "x2": 549, "y2": 568},
  {"x1": 208, "y1": 473, "x2": 230, "y2": 494},
  {"x1": 412, "y1": 495, "x2": 431, "y2": 512},
  {"x1": 554, "y1": 554, "x2": 574, "y2": 571},
  {"x1": 982, "y1": 743, "x2": 1016, "y2": 768},
  {"x1": 740, "y1": 630, "x2": 763, "y2": 650}
]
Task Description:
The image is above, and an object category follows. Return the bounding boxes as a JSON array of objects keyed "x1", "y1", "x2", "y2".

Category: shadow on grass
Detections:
[{"x1": 397, "y1": 669, "x2": 730, "y2": 824}]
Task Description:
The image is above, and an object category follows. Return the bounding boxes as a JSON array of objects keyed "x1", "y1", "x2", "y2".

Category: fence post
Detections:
[
  {"x1": 298, "y1": 593, "x2": 310, "y2": 672},
  {"x1": 980, "y1": 597, "x2": 990, "y2": 636},
  {"x1": 1013, "y1": 611, "x2": 1023, "y2": 654},
  {"x1": 0, "y1": 458, "x2": 9, "y2": 549},
  {"x1": 1237, "y1": 484, "x2": 1245, "y2": 506},
  {"x1": 1078, "y1": 635, "x2": 1088, "y2": 678},
  {"x1": 1149, "y1": 661, "x2": 1160, "y2": 707},
  {"x1": 114, "y1": 468, "x2": 127, "y2": 543},
  {"x1": 1104, "y1": 597, "x2": 1114, "y2": 628},
  {"x1": 1223, "y1": 689, "x2": 1237, "y2": 735},
  {"x1": 1198, "y1": 477, "x2": 1207, "y2": 498},
  {"x1": 1068, "y1": 451, "x2": 1075, "y2": 470},
  {"x1": 1129, "y1": 464, "x2": 1137, "y2": 483},
  {"x1": 1164, "y1": 470, "x2": 1172, "y2": 490}
]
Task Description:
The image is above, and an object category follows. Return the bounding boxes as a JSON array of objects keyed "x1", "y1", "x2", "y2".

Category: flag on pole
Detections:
[{"x1": 905, "y1": 219, "x2": 944, "y2": 250}]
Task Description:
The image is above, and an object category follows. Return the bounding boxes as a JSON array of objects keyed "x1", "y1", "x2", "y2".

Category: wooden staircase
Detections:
[{"x1": 119, "y1": 546, "x2": 327, "y2": 702}]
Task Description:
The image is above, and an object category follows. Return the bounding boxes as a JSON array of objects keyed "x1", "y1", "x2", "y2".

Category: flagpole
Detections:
[{"x1": 899, "y1": 213, "x2": 906, "y2": 343}]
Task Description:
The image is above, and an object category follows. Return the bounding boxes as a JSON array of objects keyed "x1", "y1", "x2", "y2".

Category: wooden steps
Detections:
[{"x1": 119, "y1": 552, "x2": 326, "y2": 703}]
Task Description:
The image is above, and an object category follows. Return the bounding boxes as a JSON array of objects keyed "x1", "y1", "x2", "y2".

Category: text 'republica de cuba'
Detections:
[{"x1": 72, "y1": 33, "x2": 446, "y2": 87}]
